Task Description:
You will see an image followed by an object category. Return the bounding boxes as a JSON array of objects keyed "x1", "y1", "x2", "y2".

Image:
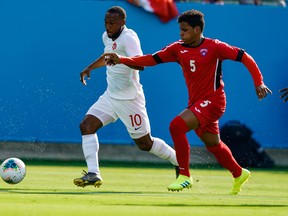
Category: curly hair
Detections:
[{"x1": 178, "y1": 10, "x2": 205, "y2": 32}]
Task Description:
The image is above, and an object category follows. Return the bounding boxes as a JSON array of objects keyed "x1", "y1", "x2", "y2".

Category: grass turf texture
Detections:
[{"x1": 0, "y1": 163, "x2": 287, "y2": 216}]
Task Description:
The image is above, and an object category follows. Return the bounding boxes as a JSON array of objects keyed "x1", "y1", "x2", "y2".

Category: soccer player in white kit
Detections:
[{"x1": 73, "y1": 6, "x2": 178, "y2": 188}]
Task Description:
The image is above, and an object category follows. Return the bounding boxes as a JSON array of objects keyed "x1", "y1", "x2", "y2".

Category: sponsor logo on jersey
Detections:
[
  {"x1": 200, "y1": 48, "x2": 208, "y2": 56},
  {"x1": 180, "y1": 50, "x2": 188, "y2": 54}
]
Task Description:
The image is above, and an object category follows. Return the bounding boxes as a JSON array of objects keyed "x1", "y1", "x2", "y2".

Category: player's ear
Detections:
[
  {"x1": 194, "y1": 26, "x2": 201, "y2": 33},
  {"x1": 122, "y1": 19, "x2": 126, "y2": 26}
]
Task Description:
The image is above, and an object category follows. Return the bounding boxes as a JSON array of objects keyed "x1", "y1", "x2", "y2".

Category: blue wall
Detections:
[{"x1": 0, "y1": 1, "x2": 287, "y2": 148}]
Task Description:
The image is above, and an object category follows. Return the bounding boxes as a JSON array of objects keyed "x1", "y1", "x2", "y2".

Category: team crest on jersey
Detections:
[
  {"x1": 112, "y1": 42, "x2": 117, "y2": 50},
  {"x1": 200, "y1": 48, "x2": 208, "y2": 56}
]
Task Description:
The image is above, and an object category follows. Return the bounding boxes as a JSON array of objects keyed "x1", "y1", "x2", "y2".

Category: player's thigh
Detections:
[
  {"x1": 111, "y1": 94, "x2": 151, "y2": 139},
  {"x1": 178, "y1": 108, "x2": 200, "y2": 130},
  {"x1": 87, "y1": 91, "x2": 118, "y2": 126},
  {"x1": 190, "y1": 96, "x2": 225, "y2": 137},
  {"x1": 190, "y1": 96, "x2": 225, "y2": 127}
]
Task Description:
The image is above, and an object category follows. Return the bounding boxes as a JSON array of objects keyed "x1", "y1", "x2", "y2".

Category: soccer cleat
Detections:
[
  {"x1": 167, "y1": 174, "x2": 193, "y2": 192},
  {"x1": 73, "y1": 170, "x2": 103, "y2": 188},
  {"x1": 230, "y1": 168, "x2": 251, "y2": 195}
]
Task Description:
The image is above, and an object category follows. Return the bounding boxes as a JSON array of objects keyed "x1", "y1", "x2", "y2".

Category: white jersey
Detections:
[{"x1": 102, "y1": 26, "x2": 143, "y2": 100}]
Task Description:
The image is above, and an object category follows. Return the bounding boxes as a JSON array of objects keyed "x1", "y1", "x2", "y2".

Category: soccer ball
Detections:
[{"x1": 0, "y1": 158, "x2": 26, "y2": 184}]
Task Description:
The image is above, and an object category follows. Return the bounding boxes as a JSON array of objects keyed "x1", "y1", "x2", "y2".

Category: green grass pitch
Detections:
[{"x1": 0, "y1": 163, "x2": 287, "y2": 216}]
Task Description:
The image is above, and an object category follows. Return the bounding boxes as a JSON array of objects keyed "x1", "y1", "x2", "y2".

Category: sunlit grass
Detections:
[{"x1": 0, "y1": 165, "x2": 287, "y2": 216}]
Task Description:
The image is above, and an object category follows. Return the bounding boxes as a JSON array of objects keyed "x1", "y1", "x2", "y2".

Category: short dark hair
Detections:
[
  {"x1": 107, "y1": 6, "x2": 126, "y2": 20},
  {"x1": 178, "y1": 10, "x2": 205, "y2": 32}
]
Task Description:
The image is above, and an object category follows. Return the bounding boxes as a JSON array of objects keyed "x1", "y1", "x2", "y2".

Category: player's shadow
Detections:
[
  {"x1": 119, "y1": 203, "x2": 288, "y2": 207},
  {"x1": 0, "y1": 187, "x2": 141, "y2": 195},
  {"x1": 1, "y1": 188, "x2": 288, "y2": 207}
]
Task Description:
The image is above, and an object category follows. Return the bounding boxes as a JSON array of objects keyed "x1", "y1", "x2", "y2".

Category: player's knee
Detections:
[
  {"x1": 133, "y1": 134, "x2": 153, "y2": 151},
  {"x1": 79, "y1": 121, "x2": 93, "y2": 134},
  {"x1": 201, "y1": 133, "x2": 220, "y2": 147},
  {"x1": 134, "y1": 139, "x2": 152, "y2": 151},
  {"x1": 137, "y1": 143, "x2": 152, "y2": 151},
  {"x1": 169, "y1": 116, "x2": 188, "y2": 135}
]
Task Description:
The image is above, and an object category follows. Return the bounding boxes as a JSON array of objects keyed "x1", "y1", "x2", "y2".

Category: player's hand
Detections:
[
  {"x1": 255, "y1": 84, "x2": 272, "y2": 100},
  {"x1": 102, "y1": 53, "x2": 121, "y2": 65},
  {"x1": 80, "y1": 67, "x2": 91, "y2": 85},
  {"x1": 104, "y1": 56, "x2": 116, "y2": 66},
  {"x1": 279, "y1": 87, "x2": 288, "y2": 102}
]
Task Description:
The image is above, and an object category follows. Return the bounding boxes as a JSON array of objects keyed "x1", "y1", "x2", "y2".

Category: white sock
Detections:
[
  {"x1": 82, "y1": 134, "x2": 101, "y2": 178},
  {"x1": 149, "y1": 137, "x2": 178, "y2": 166}
]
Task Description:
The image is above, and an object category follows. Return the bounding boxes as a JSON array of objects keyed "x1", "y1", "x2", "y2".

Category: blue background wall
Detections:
[{"x1": 0, "y1": 0, "x2": 287, "y2": 148}]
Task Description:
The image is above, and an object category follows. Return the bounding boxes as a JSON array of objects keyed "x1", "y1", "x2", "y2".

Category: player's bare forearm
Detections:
[{"x1": 87, "y1": 56, "x2": 106, "y2": 70}]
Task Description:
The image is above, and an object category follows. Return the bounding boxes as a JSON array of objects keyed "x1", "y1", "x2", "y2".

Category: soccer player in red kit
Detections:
[{"x1": 103, "y1": 9, "x2": 272, "y2": 195}]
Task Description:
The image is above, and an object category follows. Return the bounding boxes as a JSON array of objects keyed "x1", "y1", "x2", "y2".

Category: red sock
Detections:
[
  {"x1": 169, "y1": 116, "x2": 190, "y2": 177},
  {"x1": 207, "y1": 141, "x2": 242, "y2": 178}
]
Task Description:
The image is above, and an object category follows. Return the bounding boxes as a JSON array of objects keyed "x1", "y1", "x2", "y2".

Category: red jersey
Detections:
[
  {"x1": 153, "y1": 38, "x2": 252, "y2": 105},
  {"x1": 120, "y1": 37, "x2": 263, "y2": 107}
]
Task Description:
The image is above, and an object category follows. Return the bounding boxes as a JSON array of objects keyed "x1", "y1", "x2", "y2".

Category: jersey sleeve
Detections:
[
  {"x1": 120, "y1": 54, "x2": 157, "y2": 67},
  {"x1": 122, "y1": 31, "x2": 143, "y2": 57},
  {"x1": 216, "y1": 40, "x2": 241, "y2": 61},
  {"x1": 119, "y1": 41, "x2": 178, "y2": 67},
  {"x1": 102, "y1": 32, "x2": 107, "y2": 51},
  {"x1": 216, "y1": 39, "x2": 263, "y2": 86},
  {"x1": 241, "y1": 52, "x2": 263, "y2": 86},
  {"x1": 152, "y1": 42, "x2": 178, "y2": 63}
]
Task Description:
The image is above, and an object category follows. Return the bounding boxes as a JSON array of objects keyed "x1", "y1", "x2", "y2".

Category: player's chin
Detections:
[
  {"x1": 181, "y1": 38, "x2": 189, "y2": 44},
  {"x1": 107, "y1": 32, "x2": 114, "y2": 38}
]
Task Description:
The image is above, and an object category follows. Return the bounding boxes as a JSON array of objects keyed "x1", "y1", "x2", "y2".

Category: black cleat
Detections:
[{"x1": 73, "y1": 170, "x2": 103, "y2": 188}]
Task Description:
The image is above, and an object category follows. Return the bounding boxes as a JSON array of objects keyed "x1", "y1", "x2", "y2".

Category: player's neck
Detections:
[
  {"x1": 112, "y1": 26, "x2": 124, "y2": 41},
  {"x1": 186, "y1": 36, "x2": 204, "y2": 47},
  {"x1": 194, "y1": 36, "x2": 204, "y2": 46}
]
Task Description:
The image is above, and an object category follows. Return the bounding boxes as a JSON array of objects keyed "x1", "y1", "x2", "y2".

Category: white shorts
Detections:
[{"x1": 86, "y1": 91, "x2": 151, "y2": 139}]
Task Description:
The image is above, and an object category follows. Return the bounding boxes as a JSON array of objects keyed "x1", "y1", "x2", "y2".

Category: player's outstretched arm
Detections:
[
  {"x1": 103, "y1": 53, "x2": 121, "y2": 65},
  {"x1": 279, "y1": 88, "x2": 288, "y2": 102},
  {"x1": 126, "y1": 64, "x2": 144, "y2": 71},
  {"x1": 102, "y1": 53, "x2": 157, "y2": 67},
  {"x1": 241, "y1": 52, "x2": 272, "y2": 100},
  {"x1": 80, "y1": 56, "x2": 106, "y2": 85},
  {"x1": 103, "y1": 53, "x2": 144, "y2": 71}
]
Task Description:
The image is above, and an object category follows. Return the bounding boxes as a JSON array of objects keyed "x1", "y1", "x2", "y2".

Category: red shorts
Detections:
[{"x1": 189, "y1": 91, "x2": 226, "y2": 137}]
